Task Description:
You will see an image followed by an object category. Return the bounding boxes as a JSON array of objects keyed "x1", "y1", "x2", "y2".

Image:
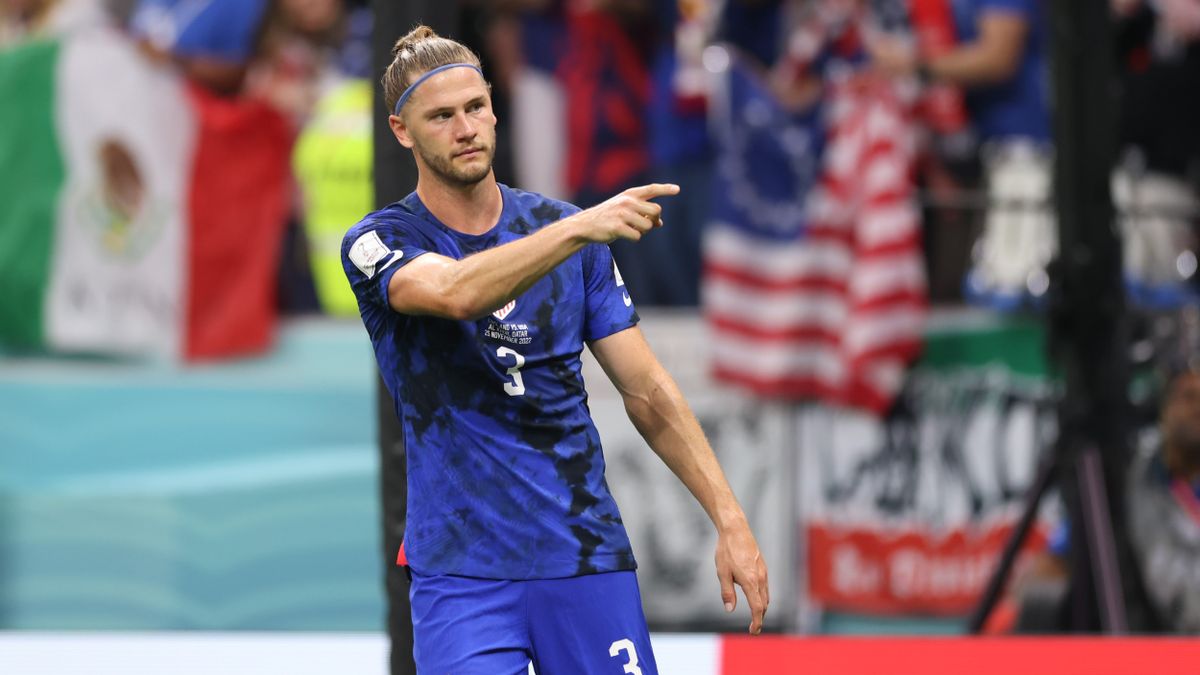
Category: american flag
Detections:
[{"x1": 702, "y1": 52, "x2": 926, "y2": 414}]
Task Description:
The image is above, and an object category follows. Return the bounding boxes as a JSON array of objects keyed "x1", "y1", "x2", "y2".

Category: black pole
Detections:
[
  {"x1": 966, "y1": 454, "x2": 1058, "y2": 632},
  {"x1": 1045, "y1": 0, "x2": 1146, "y2": 633},
  {"x1": 969, "y1": 0, "x2": 1154, "y2": 633},
  {"x1": 371, "y1": 2, "x2": 460, "y2": 673},
  {"x1": 371, "y1": 2, "x2": 414, "y2": 671}
]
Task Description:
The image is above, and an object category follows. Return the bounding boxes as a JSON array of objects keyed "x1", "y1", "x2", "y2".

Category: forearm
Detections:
[
  {"x1": 926, "y1": 15, "x2": 1026, "y2": 86},
  {"x1": 448, "y1": 218, "x2": 590, "y2": 318},
  {"x1": 388, "y1": 183, "x2": 676, "y2": 320},
  {"x1": 927, "y1": 43, "x2": 1019, "y2": 86},
  {"x1": 624, "y1": 370, "x2": 747, "y2": 532},
  {"x1": 591, "y1": 325, "x2": 767, "y2": 632},
  {"x1": 391, "y1": 216, "x2": 589, "y2": 319}
]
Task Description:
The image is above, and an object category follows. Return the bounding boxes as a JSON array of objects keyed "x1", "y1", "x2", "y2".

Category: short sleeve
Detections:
[
  {"x1": 581, "y1": 243, "x2": 639, "y2": 342},
  {"x1": 341, "y1": 217, "x2": 430, "y2": 310}
]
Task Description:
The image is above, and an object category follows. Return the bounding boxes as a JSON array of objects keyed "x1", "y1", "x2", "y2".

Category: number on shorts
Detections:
[
  {"x1": 496, "y1": 346, "x2": 526, "y2": 396},
  {"x1": 608, "y1": 639, "x2": 643, "y2": 675}
]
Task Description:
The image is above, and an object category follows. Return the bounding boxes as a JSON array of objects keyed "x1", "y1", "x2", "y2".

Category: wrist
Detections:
[
  {"x1": 556, "y1": 212, "x2": 594, "y2": 245},
  {"x1": 714, "y1": 506, "x2": 750, "y2": 534}
]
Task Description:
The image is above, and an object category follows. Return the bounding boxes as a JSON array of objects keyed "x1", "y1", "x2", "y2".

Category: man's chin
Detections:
[
  {"x1": 425, "y1": 160, "x2": 489, "y2": 187},
  {"x1": 415, "y1": 145, "x2": 493, "y2": 187},
  {"x1": 445, "y1": 151, "x2": 492, "y2": 182},
  {"x1": 450, "y1": 168, "x2": 491, "y2": 186}
]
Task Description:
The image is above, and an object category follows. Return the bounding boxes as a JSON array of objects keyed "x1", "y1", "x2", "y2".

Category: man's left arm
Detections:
[
  {"x1": 589, "y1": 327, "x2": 769, "y2": 634},
  {"x1": 870, "y1": 4, "x2": 1030, "y2": 86}
]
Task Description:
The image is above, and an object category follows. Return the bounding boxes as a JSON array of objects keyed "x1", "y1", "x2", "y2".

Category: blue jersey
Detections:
[
  {"x1": 341, "y1": 184, "x2": 639, "y2": 580},
  {"x1": 951, "y1": 0, "x2": 1050, "y2": 142}
]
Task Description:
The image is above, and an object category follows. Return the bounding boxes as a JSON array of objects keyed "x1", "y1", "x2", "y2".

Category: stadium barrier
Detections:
[{"x1": 2, "y1": 632, "x2": 1198, "y2": 674}]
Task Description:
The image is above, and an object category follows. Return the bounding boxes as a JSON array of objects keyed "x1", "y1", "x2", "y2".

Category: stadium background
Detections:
[{"x1": 2, "y1": 0, "x2": 1200, "y2": 672}]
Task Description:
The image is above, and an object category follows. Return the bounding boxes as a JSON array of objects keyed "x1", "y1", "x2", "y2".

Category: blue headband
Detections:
[{"x1": 393, "y1": 63, "x2": 484, "y2": 116}]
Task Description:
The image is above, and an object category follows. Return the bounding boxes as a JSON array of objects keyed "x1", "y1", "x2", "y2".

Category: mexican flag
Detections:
[{"x1": 0, "y1": 27, "x2": 291, "y2": 360}]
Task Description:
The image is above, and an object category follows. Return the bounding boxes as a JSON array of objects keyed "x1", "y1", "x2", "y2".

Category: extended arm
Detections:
[
  {"x1": 589, "y1": 327, "x2": 769, "y2": 634},
  {"x1": 925, "y1": 13, "x2": 1028, "y2": 85},
  {"x1": 871, "y1": 12, "x2": 1029, "y2": 86},
  {"x1": 388, "y1": 184, "x2": 677, "y2": 320}
]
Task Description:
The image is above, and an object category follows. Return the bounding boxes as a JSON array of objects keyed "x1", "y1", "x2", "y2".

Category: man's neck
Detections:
[{"x1": 416, "y1": 174, "x2": 503, "y2": 236}]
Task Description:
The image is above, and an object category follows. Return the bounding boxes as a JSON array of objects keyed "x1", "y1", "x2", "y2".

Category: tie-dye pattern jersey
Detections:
[{"x1": 342, "y1": 184, "x2": 640, "y2": 579}]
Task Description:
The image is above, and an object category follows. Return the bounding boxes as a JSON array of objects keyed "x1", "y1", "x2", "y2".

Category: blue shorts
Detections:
[{"x1": 409, "y1": 569, "x2": 658, "y2": 674}]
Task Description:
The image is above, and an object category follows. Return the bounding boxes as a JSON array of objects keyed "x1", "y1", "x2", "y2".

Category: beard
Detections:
[{"x1": 413, "y1": 136, "x2": 495, "y2": 187}]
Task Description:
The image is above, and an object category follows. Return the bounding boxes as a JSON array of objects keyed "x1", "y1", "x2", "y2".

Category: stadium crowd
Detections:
[
  {"x1": 3, "y1": 0, "x2": 1200, "y2": 640},
  {"x1": 4, "y1": 0, "x2": 1196, "y2": 312}
]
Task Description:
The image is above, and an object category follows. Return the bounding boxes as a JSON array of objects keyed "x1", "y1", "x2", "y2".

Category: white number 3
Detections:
[
  {"x1": 495, "y1": 346, "x2": 526, "y2": 396},
  {"x1": 608, "y1": 639, "x2": 643, "y2": 675}
]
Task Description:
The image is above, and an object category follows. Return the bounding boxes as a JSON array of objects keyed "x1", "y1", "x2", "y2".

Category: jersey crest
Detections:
[{"x1": 492, "y1": 299, "x2": 516, "y2": 321}]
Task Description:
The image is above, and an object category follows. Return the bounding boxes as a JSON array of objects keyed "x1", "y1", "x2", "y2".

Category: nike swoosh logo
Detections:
[
  {"x1": 622, "y1": 292, "x2": 632, "y2": 307},
  {"x1": 377, "y1": 251, "x2": 404, "y2": 273}
]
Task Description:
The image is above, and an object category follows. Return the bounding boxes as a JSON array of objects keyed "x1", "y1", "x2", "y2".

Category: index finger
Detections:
[
  {"x1": 762, "y1": 562, "x2": 771, "y2": 606},
  {"x1": 747, "y1": 585, "x2": 766, "y2": 634},
  {"x1": 738, "y1": 572, "x2": 767, "y2": 634},
  {"x1": 624, "y1": 183, "x2": 680, "y2": 200}
]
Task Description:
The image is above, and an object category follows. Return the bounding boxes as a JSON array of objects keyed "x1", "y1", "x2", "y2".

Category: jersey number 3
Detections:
[
  {"x1": 609, "y1": 639, "x2": 643, "y2": 674},
  {"x1": 496, "y1": 347, "x2": 526, "y2": 396}
]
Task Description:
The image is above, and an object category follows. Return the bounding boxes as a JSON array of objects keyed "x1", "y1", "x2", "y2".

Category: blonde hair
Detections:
[{"x1": 382, "y1": 25, "x2": 484, "y2": 116}]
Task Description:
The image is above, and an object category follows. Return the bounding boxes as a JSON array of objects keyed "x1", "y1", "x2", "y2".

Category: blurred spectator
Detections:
[
  {"x1": 870, "y1": 0, "x2": 1053, "y2": 311},
  {"x1": 492, "y1": 0, "x2": 570, "y2": 200},
  {"x1": 1, "y1": 0, "x2": 110, "y2": 45},
  {"x1": 559, "y1": 0, "x2": 653, "y2": 207},
  {"x1": 129, "y1": 0, "x2": 271, "y2": 94},
  {"x1": 1119, "y1": 360, "x2": 1200, "y2": 633},
  {"x1": 290, "y1": 0, "x2": 373, "y2": 316},
  {"x1": 1113, "y1": 0, "x2": 1200, "y2": 308},
  {"x1": 1012, "y1": 361, "x2": 1200, "y2": 634},
  {"x1": 250, "y1": 0, "x2": 346, "y2": 126},
  {"x1": 870, "y1": 0, "x2": 1049, "y2": 140},
  {"x1": 633, "y1": 0, "x2": 716, "y2": 306},
  {"x1": 1, "y1": 0, "x2": 55, "y2": 42},
  {"x1": 631, "y1": 0, "x2": 801, "y2": 307},
  {"x1": 256, "y1": 0, "x2": 363, "y2": 316},
  {"x1": 558, "y1": 0, "x2": 658, "y2": 302}
]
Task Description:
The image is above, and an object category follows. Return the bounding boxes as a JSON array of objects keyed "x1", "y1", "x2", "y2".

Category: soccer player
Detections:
[{"x1": 342, "y1": 25, "x2": 768, "y2": 673}]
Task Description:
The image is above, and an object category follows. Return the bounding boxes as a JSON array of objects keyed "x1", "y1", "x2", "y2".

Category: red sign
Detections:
[
  {"x1": 720, "y1": 637, "x2": 1200, "y2": 675},
  {"x1": 807, "y1": 522, "x2": 1048, "y2": 615}
]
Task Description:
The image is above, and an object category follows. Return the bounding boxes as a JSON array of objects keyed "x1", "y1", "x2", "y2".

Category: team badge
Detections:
[{"x1": 493, "y1": 299, "x2": 516, "y2": 321}]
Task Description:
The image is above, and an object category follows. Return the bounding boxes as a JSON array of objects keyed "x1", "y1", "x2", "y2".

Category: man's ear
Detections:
[{"x1": 389, "y1": 114, "x2": 415, "y2": 149}]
